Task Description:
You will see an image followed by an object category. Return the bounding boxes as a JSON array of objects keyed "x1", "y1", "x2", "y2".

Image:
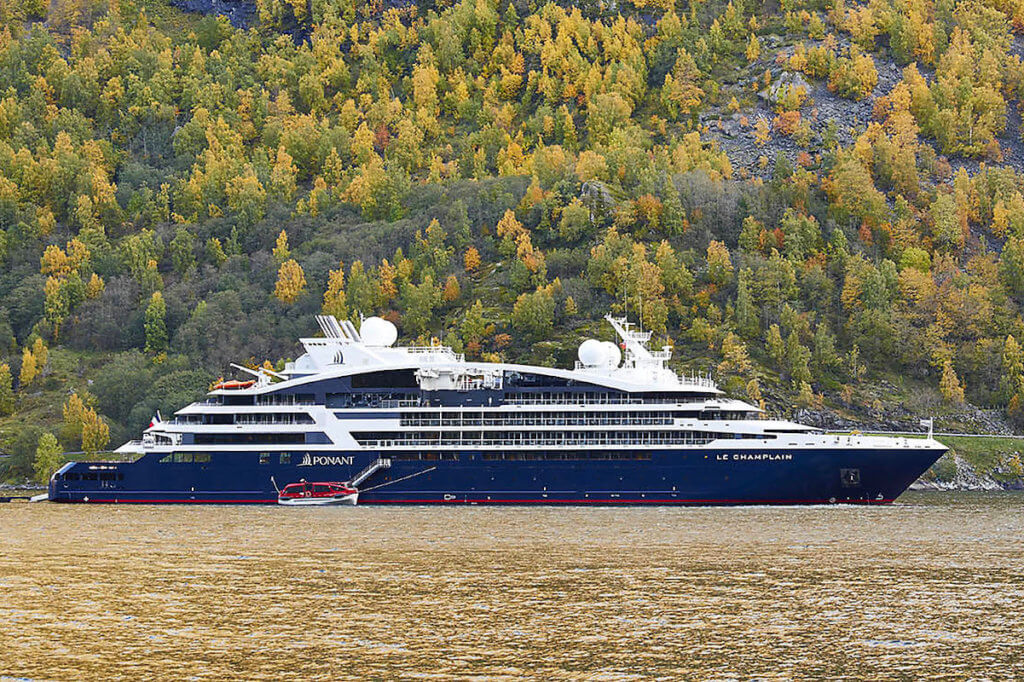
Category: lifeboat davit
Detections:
[{"x1": 277, "y1": 481, "x2": 358, "y2": 506}]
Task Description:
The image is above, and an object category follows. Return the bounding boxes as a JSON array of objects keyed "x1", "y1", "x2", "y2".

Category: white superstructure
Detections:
[{"x1": 121, "y1": 314, "x2": 944, "y2": 461}]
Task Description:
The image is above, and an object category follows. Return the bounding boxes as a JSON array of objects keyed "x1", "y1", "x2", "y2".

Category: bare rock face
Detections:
[
  {"x1": 758, "y1": 72, "x2": 812, "y2": 107},
  {"x1": 171, "y1": 0, "x2": 256, "y2": 28}
]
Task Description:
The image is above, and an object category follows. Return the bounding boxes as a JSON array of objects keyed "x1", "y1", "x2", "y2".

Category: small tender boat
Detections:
[
  {"x1": 211, "y1": 379, "x2": 255, "y2": 390},
  {"x1": 277, "y1": 481, "x2": 358, "y2": 506}
]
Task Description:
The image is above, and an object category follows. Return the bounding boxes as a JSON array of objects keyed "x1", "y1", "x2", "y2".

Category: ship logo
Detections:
[{"x1": 297, "y1": 453, "x2": 354, "y2": 467}]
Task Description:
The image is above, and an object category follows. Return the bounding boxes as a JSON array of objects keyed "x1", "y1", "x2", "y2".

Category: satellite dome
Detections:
[
  {"x1": 577, "y1": 339, "x2": 605, "y2": 367},
  {"x1": 360, "y1": 316, "x2": 398, "y2": 346},
  {"x1": 601, "y1": 341, "x2": 622, "y2": 368}
]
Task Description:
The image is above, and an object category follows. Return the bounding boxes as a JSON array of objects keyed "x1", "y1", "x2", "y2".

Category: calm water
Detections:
[{"x1": 1, "y1": 492, "x2": 1022, "y2": 680}]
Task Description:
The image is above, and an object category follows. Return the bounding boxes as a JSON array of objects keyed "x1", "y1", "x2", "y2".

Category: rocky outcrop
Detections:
[{"x1": 170, "y1": 0, "x2": 256, "y2": 28}]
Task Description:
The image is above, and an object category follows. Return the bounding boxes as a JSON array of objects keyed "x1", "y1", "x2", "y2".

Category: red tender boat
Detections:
[{"x1": 277, "y1": 481, "x2": 358, "y2": 506}]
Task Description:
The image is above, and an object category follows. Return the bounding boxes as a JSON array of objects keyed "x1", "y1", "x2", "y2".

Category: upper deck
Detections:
[{"x1": 206, "y1": 314, "x2": 721, "y2": 402}]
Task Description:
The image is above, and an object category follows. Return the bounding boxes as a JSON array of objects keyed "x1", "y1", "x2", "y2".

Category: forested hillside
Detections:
[{"x1": 2, "y1": 0, "x2": 1024, "y2": 484}]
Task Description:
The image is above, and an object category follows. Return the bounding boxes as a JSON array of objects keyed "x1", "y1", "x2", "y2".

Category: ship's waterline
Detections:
[{"x1": 1, "y1": 492, "x2": 1022, "y2": 680}]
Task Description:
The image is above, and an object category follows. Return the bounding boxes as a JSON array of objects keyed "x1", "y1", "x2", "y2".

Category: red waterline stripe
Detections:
[
  {"x1": 83, "y1": 498, "x2": 275, "y2": 504},
  {"x1": 74, "y1": 497, "x2": 894, "y2": 505},
  {"x1": 360, "y1": 497, "x2": 896, "y2": 505}
]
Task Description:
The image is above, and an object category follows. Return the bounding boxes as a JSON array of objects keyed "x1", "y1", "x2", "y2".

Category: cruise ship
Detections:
[{"x1": 49, "y1": 314, "x2": 947, "y2": 505}]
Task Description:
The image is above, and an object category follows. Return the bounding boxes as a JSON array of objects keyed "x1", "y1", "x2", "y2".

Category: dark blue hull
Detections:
[{"x1": 49, "y1": 446, "x2": 945, "y2": 505}]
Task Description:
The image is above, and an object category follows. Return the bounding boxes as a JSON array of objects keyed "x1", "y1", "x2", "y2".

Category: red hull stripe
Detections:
[
  {"x1": 359, "y1": 498, "x2": 896, "y2": 505},
  {"x1": 72, "y1": 497, "x2": 894, "y2": 505}
]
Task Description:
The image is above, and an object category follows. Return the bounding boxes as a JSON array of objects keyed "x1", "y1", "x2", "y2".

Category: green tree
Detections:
[
  {"x1": 0, "y1": 363, "x2": 13, "y2": 416},
  {"x1": 461, "y1": 300, "x2": 488, "y2": 355},
  {"x1": 401, "y1": 275, "x2": 441, "y2": 335},
  {"x1": 734, "y1": 271, "x2": 758, "y2": 339},
  {"x1": 170, "y1": 228, "x2": 196, "y2": 275},
  {"x1": 144, "y1": 292, "x2": 168, "y2": 353},
  {"x1": 510, "y1": 287, "x2": 555, "y2": 341},
  {"x1": 347, "y1": 261, "x2": 378, "y2": 314},
  {"x1": 33, "y1": 433, "x2": 62, "y2": 484},
  {"x1": 766, "y1": 324, "x2": 786, "y2": 370}
]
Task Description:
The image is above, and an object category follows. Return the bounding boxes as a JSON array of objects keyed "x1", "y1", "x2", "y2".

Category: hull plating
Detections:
[{"x1": 49, "y1": 446, "x2": 945, "y2": 506}]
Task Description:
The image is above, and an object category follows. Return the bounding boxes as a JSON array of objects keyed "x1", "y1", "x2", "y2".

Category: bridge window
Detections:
[{"x1": 351, "y1": 370, "x2": 418, "y2": 389}]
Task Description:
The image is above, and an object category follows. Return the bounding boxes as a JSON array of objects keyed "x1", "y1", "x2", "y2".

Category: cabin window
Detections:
[
  {"x1": 280, "y1": 453, "x2": 291, "y2": 465},
  {"x1": 82, "y1": 473, "x2": 98, "y2": 481},
  {"x1": 259, "y1": 453, "x2": 270, "y2": 464},
  {"x1": 312, "y1": 484, "x2": 330, "y2": 494},
  {"x1": 100, "y1": 473, "x2": 117, "y2": 481},
  {"x1": 194, "y1": 453, "x2": 211, "y2": 463},
  {"x1": 173, "y1": 453, "x2": 193, "y2": 463},
  {"x1": 66, "y1": 473, "x2": 80, "y2": 481}
]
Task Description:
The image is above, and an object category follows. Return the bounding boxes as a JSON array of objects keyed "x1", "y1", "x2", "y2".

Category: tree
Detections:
[
  {"x1": 461, "y1": 300, "x2": 488, "y2": 352},
  {"x1": 706, "y1": 241, "x2": 733, "y2": 285},
  {"x1": 32, "y1": 338, "x2": 47, "y2": 369},
  {"x1": 1000, "y1": 237, "x2": 1024, "y2": 296},
  {"x1": 206, "y1": 238, "x2": 228, "y2": 266},
  {"x1": 34, "y1": 433, "x2": 62, "y2": 484},
  {"x1": 19, "y1": 347, "x2": 37, "y2": 388},
  {"x1": 274, "y1": 259, "x2": 306, "y2": 304},
  {"x1": 558, "y1": 198, "x2": 591, "y2": 241},
  {"x1": 170, "y1": 228, "x2": 196, "y2": 275},
  {"x1": 510, "y1": 287, "x2": 555, "y2": 341},
  {"x1": 85, "y1": 273, "x2": 105, "y2": 299},
  {"x1": 0, "y1": 363, "x2": 13, "y2": 415},
  {"x1": 144, "y1": 292, "x2": 168, "y2": 353},
  {"x1": 734, "y1": 272, "x2": 758, "y2": 338},
  {"x1": 766, "y1": 324, "x2": 786, "y2": 370},
  {"x1": 719, "y1": 332, "x2": 752, "y2": 375},
  {"x1": 824, "y1": 152, "x2": 887, "y2": 226},
  {"x1": 347, "y1": 261, "x2": 378, "y2": 314},
  {"x1": 81, "y1": 410, "x2": 110, "y2": 454},
  {"x1": 63, "y1": 393, "x2": 90, "y2": 446},
  {"x1": 442, "y1": 275, "x2": 461, "y2": 303},
  {"x1": 940, "y1": 359, "x2": 965, "y2": 404},
  {"x1": 273, "y1": 230, "x2": 291, "y2": 264},
  {"x1": 464, "y1": 246, "x2": 481, "y2": 273},
  {"x1": 400, "y1": 276, "x2": 441, "y2": 335},
  {"x1": 270, "y1": 146, "x2": 298, "y2": 201},
  {"x1": 323, "y1": 262, "x2": 348, "y2": 319},
  {"x1": 225, "y1": 167, "x2": 266, "y2": 227},
  {"x1": 746, "y1": 34, "x2": 761, "y2": 63},
  {"x1": 796, "y1": 381, "x2": 817, "y2": 407},
  {"x1": 786, "y1": 330, "x2": 812, "y2": 385}
]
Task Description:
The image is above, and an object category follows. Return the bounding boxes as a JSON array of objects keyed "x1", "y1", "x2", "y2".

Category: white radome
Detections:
[
  {"x1": 601, "y1": 341, "x2": 622, "y2": 368},
  {"x1": 360, "y1": 316, "x2": 398, "y2": 347},
  {"x1": 577, "y1": 338, "x2": 606, "y2": 367}
]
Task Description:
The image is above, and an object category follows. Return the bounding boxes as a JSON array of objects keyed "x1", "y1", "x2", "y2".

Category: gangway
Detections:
[{"x1": 351, "y1": 458, "x2": 392, "y2": 487}]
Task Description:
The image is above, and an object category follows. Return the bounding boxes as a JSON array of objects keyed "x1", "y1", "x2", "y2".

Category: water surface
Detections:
[{"x1": 1, "y1": 492, "x2": 1022, "y2": 679}]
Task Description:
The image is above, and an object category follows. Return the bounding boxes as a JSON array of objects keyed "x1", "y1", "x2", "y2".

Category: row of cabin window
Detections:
[
  {"x1": 59, "y1": 472, "x2": 124, "y2": 481},
  {"x1": 351, "y1": 430, "x2": 754, "y2": 445},
  {"x1": 158, "y1": 453, "x2": 212, "y2": 463},
  {"x1": 159, "y1": 452, "x2": 294, "y2": 464},
  {"x1": 397, "y1": 411, "x2": 753, "y2": 426}
]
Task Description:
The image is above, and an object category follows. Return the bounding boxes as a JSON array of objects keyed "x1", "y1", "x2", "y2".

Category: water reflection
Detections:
[{"x1": 1, "y1": 492, "x2": 1022, "y2": 679}]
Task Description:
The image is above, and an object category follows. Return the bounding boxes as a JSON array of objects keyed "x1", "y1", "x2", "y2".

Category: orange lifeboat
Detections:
[{"x1": 212, "y1": 379, "x2": 255, "y2": 390}]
